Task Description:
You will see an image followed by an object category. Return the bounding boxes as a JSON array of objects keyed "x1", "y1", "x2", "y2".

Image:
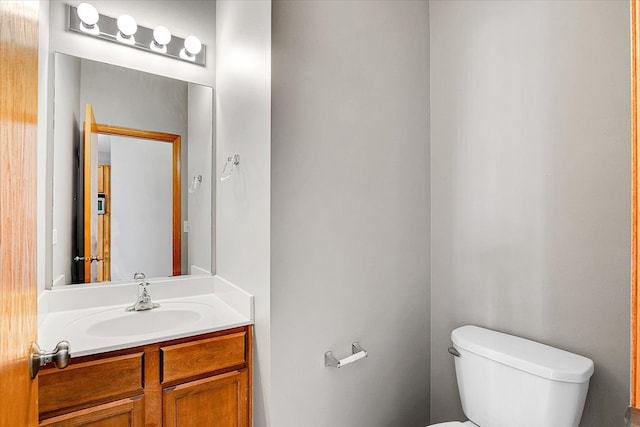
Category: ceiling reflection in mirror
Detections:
[{"x1": 51, "y1": 53, "x2": 213, "y2": 287}]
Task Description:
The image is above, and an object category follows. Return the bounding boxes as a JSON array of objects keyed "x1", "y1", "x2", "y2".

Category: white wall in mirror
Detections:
[
  {"x1": 51, "y1": 54, "x2": 80, "y2": 287},
  {"x1": 188, "y1": 84, "x2": 215, "y2": 275},
  {"x1": 110, "y1": 136, "x2": 173, "y2": 281}
]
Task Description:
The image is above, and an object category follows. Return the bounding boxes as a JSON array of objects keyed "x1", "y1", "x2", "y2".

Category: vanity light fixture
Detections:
[
  {"x1": 67, "y1": 4, "x2": 206, "y2": 66},
  {"x1": 151, "y1": 25, "x2": 171, "y2": 54},
  {"x1": 116, "y1": 14, "x2": 137, "y2": 45},
  {"x1": 76, "y1": 3, "x2": 99, "y2": 35}
]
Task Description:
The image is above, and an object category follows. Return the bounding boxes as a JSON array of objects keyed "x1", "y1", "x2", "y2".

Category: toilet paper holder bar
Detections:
[{"x1": 325, "y1": 342, "x2": 368, "y2": 368}]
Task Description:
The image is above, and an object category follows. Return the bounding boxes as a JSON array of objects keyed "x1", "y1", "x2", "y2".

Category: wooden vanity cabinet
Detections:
[{"x1": 38, "y1": 326, "x2": 252, "y2": 427}]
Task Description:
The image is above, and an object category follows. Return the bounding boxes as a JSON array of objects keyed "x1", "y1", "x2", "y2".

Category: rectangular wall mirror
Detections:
[{"x1": 50, "y1": 52, "x2": 214, "y2": 287}]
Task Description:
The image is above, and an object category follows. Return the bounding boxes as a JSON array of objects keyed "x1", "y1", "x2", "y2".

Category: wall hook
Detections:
[
  {"x1": 188, "y1": 175, "x2": 203, "y2": 193},
  {"x1": 221, "y1": 154, "x2": 240, "y2": 182}
]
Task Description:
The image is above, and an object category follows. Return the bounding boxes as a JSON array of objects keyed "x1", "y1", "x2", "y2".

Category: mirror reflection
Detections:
[{"x1": 51, "y1": 53, "x2": 213, "y2": 286}]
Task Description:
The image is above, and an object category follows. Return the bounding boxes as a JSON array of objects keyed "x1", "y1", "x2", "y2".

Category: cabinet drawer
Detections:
[
  {"x1": 161, "y1": 332, "x2": 246, "y2": 384},
  {"x1": 39, "y1": 353, "x2": 144, "y2": 418}
]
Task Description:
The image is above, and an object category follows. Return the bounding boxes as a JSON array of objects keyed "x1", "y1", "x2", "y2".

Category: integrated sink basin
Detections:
[
  {"x1": 65, "y1": 302, "x2": 209, "y2": 338},
  {"x1": 87, "y1": 309, "x2": 201, "y2": 337}
]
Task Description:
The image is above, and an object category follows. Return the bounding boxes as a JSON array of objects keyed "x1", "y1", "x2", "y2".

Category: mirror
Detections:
[{"x1": 50, "y1": 53, "x2": 214, "y2": 287}]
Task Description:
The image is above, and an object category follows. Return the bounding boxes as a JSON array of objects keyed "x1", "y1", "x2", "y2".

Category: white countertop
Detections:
[{"x1": 38, "y1": 275, "x2": 254, "y2": 357}]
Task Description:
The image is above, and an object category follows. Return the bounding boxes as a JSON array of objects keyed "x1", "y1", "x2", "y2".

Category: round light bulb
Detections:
[
  {"x1": 77, "y1": 3, "x2": 99, "y2": 26},
  {"x1": 117, "y1": 14, "x2": 137, "y2": 37},
  {"x1": 153, "y1": 25, "x2": 172, "y2": 46},
  {"x1": 184, "y1": 36, "x2": 202, "y2": 56}
]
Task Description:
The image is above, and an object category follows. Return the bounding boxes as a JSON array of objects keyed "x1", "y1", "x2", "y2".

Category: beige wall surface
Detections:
[{"x1": 430, "y1": 1, "x2": 630, "y2": 426}]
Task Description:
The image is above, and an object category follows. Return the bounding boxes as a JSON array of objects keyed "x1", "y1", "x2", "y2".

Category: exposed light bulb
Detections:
[
  {"x1": 184, "y1": 36, "x2": 202, "y2": 55},
  {"x1": 151, "y1": 25, "x2": 171, "y2": 53},
  {"x1": 116, "y1": 14, "x2": 137, "y2": 45},
  {"x1": 77, "y1": 3, "x2": 99, "y2": 35},
  {"x1": 180, "y1": 36, "x2": 202, "y2": 61}
]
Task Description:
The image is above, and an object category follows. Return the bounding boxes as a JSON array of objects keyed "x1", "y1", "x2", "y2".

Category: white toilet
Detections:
[{"x1": 428, "y1": 325, "x2": 595, "y2": 427}]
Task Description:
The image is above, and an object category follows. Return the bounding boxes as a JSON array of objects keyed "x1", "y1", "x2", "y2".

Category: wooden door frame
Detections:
[
  {"x1": 83, "y1": 104, "x2": 98, "y2": 283},
  {"x1": 88, "y1": 123, "x2": 182, "y2": 278},
  {"x1": 632, "y1": 0, "x2": 640, "y2": 407}
]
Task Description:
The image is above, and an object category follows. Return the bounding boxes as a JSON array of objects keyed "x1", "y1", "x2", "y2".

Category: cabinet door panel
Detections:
[
  {"x1": 39, "y1": 396, "x2": 144, "y2": 427},
  {"x1": 163, "y1": 370, "x2": 248, "y2": 427}
]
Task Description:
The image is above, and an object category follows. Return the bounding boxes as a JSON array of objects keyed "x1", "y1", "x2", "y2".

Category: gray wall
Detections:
[
  {"x1": 429, "y1": 1, "x2": 630, "y2": 426},
  {"x1": 79, "y1": 59, "x2": 188, "y2": 136},
  {"x1": 271, "y1": 1, "x2": 430, "y2": 426}
]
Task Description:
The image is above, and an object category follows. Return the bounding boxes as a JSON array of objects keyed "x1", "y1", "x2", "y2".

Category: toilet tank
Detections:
[{"x1": 451, "y1": 325, "x2": 594, "y2": 427}]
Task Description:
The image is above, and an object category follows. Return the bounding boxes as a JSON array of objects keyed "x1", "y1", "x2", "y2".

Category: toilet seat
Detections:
[{"x1": 427, "y1": 422, "x2": 477, "y2": 427}]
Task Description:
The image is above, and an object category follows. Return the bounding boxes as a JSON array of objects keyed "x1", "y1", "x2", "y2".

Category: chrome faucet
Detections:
[{"x1": 126, "y1": 272, "x2": 160, "y2": 311}]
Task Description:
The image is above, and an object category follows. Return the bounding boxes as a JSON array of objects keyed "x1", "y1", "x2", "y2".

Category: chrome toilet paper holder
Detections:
[{"x1": 325, "y1": 342, "x2": 368, "y2": 368}]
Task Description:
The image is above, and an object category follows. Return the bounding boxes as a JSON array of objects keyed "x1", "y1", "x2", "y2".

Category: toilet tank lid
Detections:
[{"x1": 451, "y1": 325, "x2": 594, "y2": 383}]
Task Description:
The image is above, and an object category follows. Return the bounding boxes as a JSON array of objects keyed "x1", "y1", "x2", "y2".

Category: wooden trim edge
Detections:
[
  {"x1": 91, "y1": 123, "x2": 182, "y2": 277},
  {"x1": 632, "y1": 0, "x2": 640, "y2": 407}
]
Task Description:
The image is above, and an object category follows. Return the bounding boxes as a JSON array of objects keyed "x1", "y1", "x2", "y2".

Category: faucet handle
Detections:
[
  {"x1": 133, "y1": 272, "x2": 146, "y2": 280},
  {"x1": 139, "y1": 282, "x2": 150, "y2": 298}
]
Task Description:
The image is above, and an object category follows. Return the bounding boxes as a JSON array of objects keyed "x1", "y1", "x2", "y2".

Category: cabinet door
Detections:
[
  {"x1": 39, "y1": 396, "x2": 144, "y2": 427},
  {"x1": 163, "y1": 370, "x2": 249, "y2": 427}
]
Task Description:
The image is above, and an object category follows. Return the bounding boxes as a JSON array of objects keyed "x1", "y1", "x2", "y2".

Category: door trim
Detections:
[
  {"x1": 94, "y1": 124, "x2": 182, "y2": 277},
  {"x1": 631, "y1": 0, "x2": 640, "y2": 407}
]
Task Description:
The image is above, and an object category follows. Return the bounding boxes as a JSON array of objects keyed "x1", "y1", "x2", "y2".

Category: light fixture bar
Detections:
[{"x1": 67, "y1": 5, "x2": 206, "y2": 66}]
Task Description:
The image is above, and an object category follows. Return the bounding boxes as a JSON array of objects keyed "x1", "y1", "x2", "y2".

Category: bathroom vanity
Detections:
[
  {"x1": 39, "y1": 326, "x2": 251, "y2": 426},
  {"x1": 36, "y1": 276, "x2": 253, "y2": 426},
  {"x1": 35, "y1": 44, "x2": 246, "y2": 425}
]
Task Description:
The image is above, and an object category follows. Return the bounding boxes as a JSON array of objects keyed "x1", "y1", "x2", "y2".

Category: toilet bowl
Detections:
[{"x1": 426, "y1": 325, "x2": 594, "y2": 427}]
